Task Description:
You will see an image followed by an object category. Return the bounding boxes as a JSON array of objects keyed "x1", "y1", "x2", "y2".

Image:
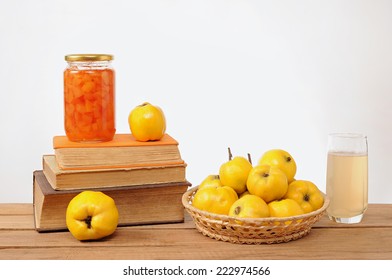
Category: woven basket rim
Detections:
[{"x1": 182, "y1": 185, "x2": 330, "y2": 223}]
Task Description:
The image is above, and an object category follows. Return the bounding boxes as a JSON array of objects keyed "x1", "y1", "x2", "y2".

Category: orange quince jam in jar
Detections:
[{"x1": 64, "y1": 54, "x2": 115, "y2": 142}]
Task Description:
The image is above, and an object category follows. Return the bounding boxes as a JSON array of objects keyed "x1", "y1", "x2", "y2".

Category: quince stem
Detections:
[
  {"x1": 228, "y1": 147, "x2": 233, "y2": 161},
  {"x1": 248, "y1": 153, "x2": 252, "y2": 165}
]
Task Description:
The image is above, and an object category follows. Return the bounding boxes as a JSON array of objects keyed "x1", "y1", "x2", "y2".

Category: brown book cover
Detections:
[
  {"x1": 43, "y1": 155, "x2": 187, "y2": 190},
  {"x1": 33, "y1": 170, "x2": 191, "y2": 232},
  {"x1": 53, "y1": 133, "x2": 184, "y2": 170}
]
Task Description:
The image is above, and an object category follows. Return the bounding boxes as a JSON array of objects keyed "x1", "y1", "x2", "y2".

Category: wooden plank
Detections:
[
  {"x1": 0, "y1": 203, "x2": 33, "y2": 215},
  {"x1": 0, "y1": 203, "x2": 35, "y2": 230},
  {"x1": 0, "y1": 215, "x2": 35, "y2": 230},
  {"x1": 0, "y1": 203, "x2": 391, "y2": 260},
  {"x1": 315, "y1": 204, "x2": 392, "y2": 228},
  {"x1": 0, "y1": 203, "x2": 391, "y2": 230},
  {"x1": 0, "y1": 226, "x2": 391, "y2": 260}
]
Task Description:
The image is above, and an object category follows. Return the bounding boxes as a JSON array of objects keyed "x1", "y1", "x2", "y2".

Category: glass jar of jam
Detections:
[{"x1": 64, "y1": 54, "x2": 115, "y2": 142}]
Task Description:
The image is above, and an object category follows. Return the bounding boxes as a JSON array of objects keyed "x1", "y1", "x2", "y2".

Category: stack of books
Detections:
[{"x1": 33, "y1": 133, "x2": 190, "y2": 232}]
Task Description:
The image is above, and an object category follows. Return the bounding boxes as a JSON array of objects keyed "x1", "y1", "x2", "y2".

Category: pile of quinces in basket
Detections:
[{"x1": 192, "y1": 148, "x2": 324, "y2": 219}]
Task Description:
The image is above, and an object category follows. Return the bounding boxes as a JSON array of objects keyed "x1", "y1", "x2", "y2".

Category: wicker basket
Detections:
[{"x1": 182, "y1": 186, "x2": 329, "y2": 244}]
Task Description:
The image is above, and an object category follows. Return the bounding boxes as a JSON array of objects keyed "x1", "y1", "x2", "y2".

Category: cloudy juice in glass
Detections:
[{"x1": 326, "y1": 133, "x2": 368, "y2": 224}]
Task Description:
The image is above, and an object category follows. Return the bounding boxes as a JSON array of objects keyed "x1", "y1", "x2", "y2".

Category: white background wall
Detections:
[{"x1": 0, "y1": 0, "x2": 391, "y2": 203}]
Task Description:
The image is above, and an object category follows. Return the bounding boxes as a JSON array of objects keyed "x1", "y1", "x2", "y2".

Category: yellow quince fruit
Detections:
[
  {"x1": 192, "y1": 185, "x2": 238, "y2": 215},
  {"x1": 198, "y1": 175, "x2": 222, "y2": 190},
  {"x1": 219, "y1": 153, "x2": 252, "y2": 194},
  {"x1": 246, "y1": 164, "x2": 288, "y2": 203},
  {"x1": 258, "y1": 149, "x2": 297, "y2": 183},
  {"x1": 284, "y1": 180, "x2": 324, "y2": 213},
  {"x1": 268, "y1": 198, "x2": 304, "y2": 218},
  {"x1": 128, "y1": 102, "x2": 166, "y2": 141},
  {"x1": 66, "y1": 191, "x2": 119, "y2": 241},
  {"x1": 229, "y1": 194, "x2": 270, "y2": 219}
]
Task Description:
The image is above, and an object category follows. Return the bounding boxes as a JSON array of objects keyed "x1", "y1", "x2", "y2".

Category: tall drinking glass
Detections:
[{"x1": 326, "y1": 133, "x2": 368, "y2": 224}]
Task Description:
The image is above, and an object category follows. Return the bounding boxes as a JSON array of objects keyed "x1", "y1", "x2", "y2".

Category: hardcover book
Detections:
[
  {"x1": 43, "y1": 155, "x2": 187, "y2": 190},
  {"x1": 53, "y1": 133, "x2": 184, "y2": 170},
  {"x1": 33, "y1": 170, "x2": 191, "y2": 232}
]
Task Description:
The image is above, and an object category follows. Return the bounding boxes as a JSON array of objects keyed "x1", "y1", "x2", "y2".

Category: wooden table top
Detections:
[{"x1": 0, "y1": 203, "x2": 391, "y2": 260}]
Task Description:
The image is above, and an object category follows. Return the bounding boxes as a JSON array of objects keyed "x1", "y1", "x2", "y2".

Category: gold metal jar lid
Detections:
[{"x1": 65, "y1": 54, "x2": 114, "y2": 61}]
